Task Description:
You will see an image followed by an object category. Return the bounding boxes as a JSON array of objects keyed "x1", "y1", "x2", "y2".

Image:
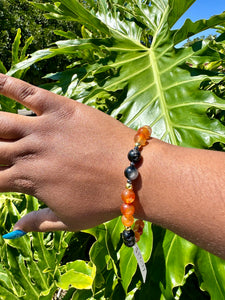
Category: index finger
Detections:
[{"x1": 0, "y1": 74, "x2": 60, "y2": 115}]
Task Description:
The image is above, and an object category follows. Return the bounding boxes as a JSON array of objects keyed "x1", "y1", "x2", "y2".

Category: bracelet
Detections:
[{"x1": 121, "y1": 126, "x2": 152, "y2": 247}]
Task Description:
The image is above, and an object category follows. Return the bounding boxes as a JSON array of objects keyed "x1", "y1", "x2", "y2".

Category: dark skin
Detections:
[{"x1": 0, "y1": 74, "x2": 225, "y2": 259}]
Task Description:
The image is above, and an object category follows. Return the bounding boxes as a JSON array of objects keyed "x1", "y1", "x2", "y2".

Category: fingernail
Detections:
[{"x1": 2, "y1": 230, "x2": 27, "y2": 239}]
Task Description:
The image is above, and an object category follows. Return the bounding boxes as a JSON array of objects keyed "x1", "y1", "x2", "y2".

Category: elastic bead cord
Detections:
[{"x1": 121, "y1": 126, "x2": 152, "y2": 247}]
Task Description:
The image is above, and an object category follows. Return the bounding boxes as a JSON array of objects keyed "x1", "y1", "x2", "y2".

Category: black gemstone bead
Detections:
[
  {"x1": 128, "y1": 148, "x2": 141, "y2": 163},
  {"x1": 122, "y1": 229, "x2": 135, "y2": 247},
  {"x1": 124, "y1": 164, "x2": 139, "y2": 181}
]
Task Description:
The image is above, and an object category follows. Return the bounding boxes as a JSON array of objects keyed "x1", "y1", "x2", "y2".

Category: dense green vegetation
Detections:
[
  {"x1": 0, "y1": 1, "x2": 225, "y2": 299},
  {"x1": 0, "y1": 0, "x2": 81, "y2": 85}
]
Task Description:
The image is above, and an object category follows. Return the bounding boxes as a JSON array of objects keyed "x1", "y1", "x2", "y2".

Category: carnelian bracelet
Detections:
[{"x1": 121, "y1": 125, "x2": 152, "y2": 247}]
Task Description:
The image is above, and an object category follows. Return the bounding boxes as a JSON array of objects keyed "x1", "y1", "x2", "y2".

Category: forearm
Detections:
[{"x1": 137, "y1": 138, "x2": 225, "y2": 258}]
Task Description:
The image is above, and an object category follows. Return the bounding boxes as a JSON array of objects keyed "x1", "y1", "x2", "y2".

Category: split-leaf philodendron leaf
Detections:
[
  {"x1": 2, "y1": 0, "x2": 225, "y2": 298},
  {"x1": 8, "y1": 0, "x2": 225, "y2": 149}
]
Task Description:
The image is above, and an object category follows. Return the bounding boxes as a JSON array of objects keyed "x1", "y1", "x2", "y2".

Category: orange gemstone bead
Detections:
[
  {"x1": 121, "y1": 189, "x2": 135, "y2": 204},
  {"x1": 120, "y1": 203, "x2": 135, "y2": 216},
  {"x1": 137, "y1": 227, "x2": 143, "y2": 235},
  {"x1": 134, "y1": 133, "x2": 147, "y2": 146},
  {"x1": 143, "y1": 125, "x2": 152, "y2": 135},
  {"x1": 134, "y1": 219, "x2": 145, "y2": 229},
  {"x1": 137, "y1": 126, "x2": 152, "y2": 139},
  {"x1": 134, "y1": 231, "x2": 141, "y2": 242},
  {"x1": 122, "y1": 215, "x2": 134, "y2": 227}
]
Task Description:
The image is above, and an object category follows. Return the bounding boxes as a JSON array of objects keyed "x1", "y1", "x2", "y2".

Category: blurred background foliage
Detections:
[{"x1": 0, "y1": 0, "x2": 82, "y2": 85}]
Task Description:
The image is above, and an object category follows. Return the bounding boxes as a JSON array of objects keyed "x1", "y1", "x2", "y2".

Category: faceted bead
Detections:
[
  {"x1": 120, "y1": 203, "x2": 135, "y2": 216},
  {"x1": 137, "y1": 126, "x2": 152, "y2": 139},
  {"x1": 124, "y1": 165, "x2": 139, "y2": 181},
  {"x1": 122, "y1": 229, "x2": 135, "y2": 247},
  {"x1": 143, "y1": 125, "x2": 152, "y2": 135},
  {"x1": 134, "y1": 133, "x2": 147, "y2": 146},
  {"x1": 122, "y1": 215, "x2": 134, "y2": 227},
  {"x1": 128, "y1": 148, "x2": 141, "y2": 163},
  {"x1": 121, "y1": 189, "x2": 135, "y2": 204},
  {"x1": 133, "y1": 219, "x2": 144, "y2": 237},
  {"x1": 135, "y1": 219, "x2": 145, "y2": 229},
  {"x1": 137, "y1": 227, "x2": 143, "y2": 235},
  {"x1": 134, "y1": 231, "x2": 141, "y2": 242}
]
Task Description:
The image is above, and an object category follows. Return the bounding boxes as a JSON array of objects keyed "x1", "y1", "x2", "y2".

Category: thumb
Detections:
[{"x1": 3, "y1": 208, "x2": 70, "y2": 239}]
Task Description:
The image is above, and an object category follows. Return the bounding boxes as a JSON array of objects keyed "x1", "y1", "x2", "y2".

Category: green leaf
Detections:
[
  {"x1": 57, "y1": 260, "x2": 96, "y2": 290},
  {"x1": 17, "y1": 254, "x2": 40, "y2": 299},
  {"x1": 168, "y1": 0, "x2": 196, "y2": 28},
  {"x1": 0, "y1": 264, "x2": 21, "y2": 296},
  {"x1": 119, "y1": 245, "x2": 137, "y2": 293},
  {"x1": 0, "y1": 285, "x2": 21, "y2": 300},
  {"x1": 0, "y1": 193, "x2": 73, "y2": 299},
  {"x1": 137, "y1": 221, "x2": 153, "y2": 262},
  {"x1": 7, "y1": 49, "x2": 56, "y2": 76},
  {"x1": 53, "y1": 30, "x2": 78, "y2": 39},
  {"x1": 173, "y1": 12, "x2": 225, "y2": 45},
  {"x1": 0, "y1": 60, "x2": 7, "y2": 74},
  {"x1": 84, "y1": 224, "x2": 108, "y2": 274},
  {"x1": 71, "y1": 289, "x2": 93, "y2": 300},
  {"x1": 159, "y1": 230, "x2": 197, "y2": 299},
  {"x1": 12, "y1": 28, "x2": 21, "y2": 66},
  {"x1": 60, "y1": 0, "x2": 109, "y2": 34},
  {"x1": 195, "y1": 250, "x2": 225, "y2": 299},
  {"x1": 20, "y1": 36, "x2": 34, "y2": 61},
  {"x1": 105, "y1": 217, "x2": 123, "y2": 251}
]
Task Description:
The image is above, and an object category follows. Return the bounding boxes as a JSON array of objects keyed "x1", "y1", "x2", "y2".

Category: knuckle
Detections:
[
  {"x1": 54, "y1": 104, "x2": 75, "y2": 121},
  {"x1": 11, "y1": 166, "x2": 36, "y2": 194},
  {"x1": 0, "y1": 74, "x2": 7, "y2": 90},
  {"x1": 18, "y1": 85, "x2": 36, "y2": 101},
  {"x1": 13, "y1": 177, "x2": 35, "y2": 194}
]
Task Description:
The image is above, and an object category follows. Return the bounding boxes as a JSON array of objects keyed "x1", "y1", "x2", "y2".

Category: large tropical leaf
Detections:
[
  {"x1": 5, "y1": 0, "x2": 225, "y2": 298},
  {"x1": 9, "y1": 0, "x2": 225, "y2": 149}
]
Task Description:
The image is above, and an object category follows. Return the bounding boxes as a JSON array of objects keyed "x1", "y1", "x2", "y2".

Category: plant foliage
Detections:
[
  {"x1": 0, "y1": 28, "x2": 34, "y2": 113},
  {"x1": 0, "y1": 0, "x2": 81, "y2": 85},
  {"x1": 1, "y1": 0, "x2": 225, "y2": 299},
  {"x1": 0, "y1": 193, "x2": 97, "y2": 299}
]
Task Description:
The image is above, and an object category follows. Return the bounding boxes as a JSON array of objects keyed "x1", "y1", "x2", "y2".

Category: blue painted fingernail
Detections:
[{"x1": 2, "y1": 230, "x2": 27, "y2": 239}]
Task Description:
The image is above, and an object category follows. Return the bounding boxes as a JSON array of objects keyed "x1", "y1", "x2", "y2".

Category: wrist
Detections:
[{"x1": 134, "y1": 138, "x2": 165, "y2": 221}]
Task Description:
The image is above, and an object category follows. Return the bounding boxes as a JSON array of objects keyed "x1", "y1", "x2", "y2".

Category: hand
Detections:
[{"x1": 0, "y1": 74, "x2": 135, "y2": 234}]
